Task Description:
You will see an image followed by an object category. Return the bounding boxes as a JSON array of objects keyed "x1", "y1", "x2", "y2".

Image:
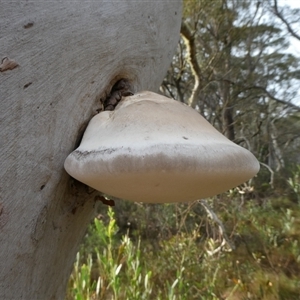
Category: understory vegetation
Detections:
[
  {"x1": 66, "y1": 176, "x2": 300, "y2": 299},
  {"x1": 66, "y1": 0, "x2": 300, "y2": 299}
]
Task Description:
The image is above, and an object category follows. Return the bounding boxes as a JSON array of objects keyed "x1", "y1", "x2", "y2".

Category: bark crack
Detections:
[{"x1": 102, "y1": 79, "x2": 134, "y2": 111}]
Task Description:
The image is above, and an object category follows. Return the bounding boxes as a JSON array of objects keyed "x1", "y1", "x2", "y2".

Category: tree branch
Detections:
[
  {"x1": 181, "y1": 23, "x2": 201, "y2": 108},
  {"x1": 273, "y1": 0, "x2": 300, "y2": 41},
  {"x1": 227, "y1": 80, "x2": 300, "y2": 111},
  {"x1": 244, "y1": 85, "x2": 300, "y2": 111},
  {"x1": 198, "y1": 199, "x2": 235, "y2": 254},
  {"x1": 259, "y1": 162, "x2": 275, "y2": 188}
]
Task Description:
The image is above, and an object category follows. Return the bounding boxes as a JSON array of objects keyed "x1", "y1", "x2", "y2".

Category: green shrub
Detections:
[{"x1": 66, "y1": 196, "x2": 300, "y2": 300}]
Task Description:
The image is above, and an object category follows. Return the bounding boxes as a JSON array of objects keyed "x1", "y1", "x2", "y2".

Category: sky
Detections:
[
  {"x1": 278, "y1": 0, "x2": 300, "y2": 55},
  {"x1": 280, "y1": 0, "x2": 300, "y2": 7},
  {"x1": 278, "y1": 0, "x2": 300, "y2": 105}
]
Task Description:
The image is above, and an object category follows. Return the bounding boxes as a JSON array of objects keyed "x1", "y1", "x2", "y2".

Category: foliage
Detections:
[
  {"x1": 66, "y1": 194, "x2": 300, "y2": 300},
  {"x1": 162, "y1": 0, "x2": 300, "y2": 182}
]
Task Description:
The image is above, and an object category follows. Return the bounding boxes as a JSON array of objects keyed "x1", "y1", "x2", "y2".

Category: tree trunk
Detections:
[{"x1": 0, "y1": 1, "x2": 182, "y2": 299}]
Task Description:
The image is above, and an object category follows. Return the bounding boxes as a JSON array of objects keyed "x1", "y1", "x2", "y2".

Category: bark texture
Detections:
[{"x1": 0, "y1": 1, "x2": 182, "y2": 299}]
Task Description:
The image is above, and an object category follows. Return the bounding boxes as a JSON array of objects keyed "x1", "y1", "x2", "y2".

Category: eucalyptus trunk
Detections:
[{"x1": 0, "y1": 1, "x2": 182, "y2": 299}]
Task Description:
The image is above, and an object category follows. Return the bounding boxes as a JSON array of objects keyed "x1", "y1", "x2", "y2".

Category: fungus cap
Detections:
[{"x1": 64, "y1": 91, "x2": 259, "y2": 203}]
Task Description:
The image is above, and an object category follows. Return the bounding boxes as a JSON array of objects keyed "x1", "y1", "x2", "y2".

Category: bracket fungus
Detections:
[{"x1": 64, "y1": 91, "x2": 259, "y2": 203}]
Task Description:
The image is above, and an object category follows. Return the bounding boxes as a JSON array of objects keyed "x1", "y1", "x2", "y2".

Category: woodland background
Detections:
[{"x1": 66, "y1": 1, "x2": 300, "y2": 299}]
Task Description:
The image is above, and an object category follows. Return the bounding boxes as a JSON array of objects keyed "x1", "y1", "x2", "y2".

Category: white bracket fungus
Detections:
[{"x1": 64, "y1": 91, "x2": 259, "y2": 203}]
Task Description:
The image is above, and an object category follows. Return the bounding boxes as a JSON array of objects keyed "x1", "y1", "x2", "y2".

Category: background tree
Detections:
[{"x1": 161, "y1": 0, "x2": 300, "y2": 191}]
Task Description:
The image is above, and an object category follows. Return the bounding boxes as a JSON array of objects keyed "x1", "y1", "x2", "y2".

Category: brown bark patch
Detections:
[
  {"x1": 0, "y1": 57, "x2": 19, "y2": 72},
  {"x1": 0, "y1": 203, "x2": 9, "y2": 229},
  {"x1": 103, "y1": 79, "x2": 134, "y2": 111},
  {"x1": 24, "y1": 22, "x2": 34, "y2": 29}
]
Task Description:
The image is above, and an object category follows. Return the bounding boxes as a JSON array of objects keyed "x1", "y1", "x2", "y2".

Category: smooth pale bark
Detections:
[{"x1": 0, "y1": 1, "x2": 182, "y2": 299}]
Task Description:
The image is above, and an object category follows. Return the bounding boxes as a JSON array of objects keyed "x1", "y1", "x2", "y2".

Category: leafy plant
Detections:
[{"x1": 66, "y1": 193, "x2": 300, "y2": 300}]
